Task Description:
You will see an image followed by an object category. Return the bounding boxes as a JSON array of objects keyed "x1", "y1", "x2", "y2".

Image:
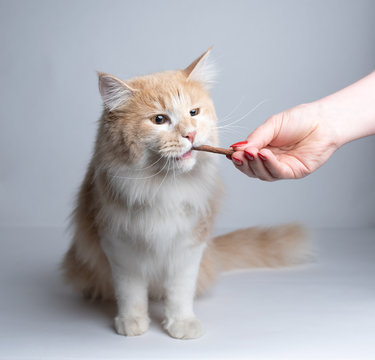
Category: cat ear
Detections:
[
  {"x1": 97, "y1": 72, "x2": 135, "y2": 111},
  {"x1": 184, "y1": 47, "x2": 216, "y2": 89}
]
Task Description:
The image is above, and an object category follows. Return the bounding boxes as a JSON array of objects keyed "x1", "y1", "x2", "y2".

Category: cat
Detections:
[{"x1": 62, "y1": 49, "x2": 308, "y2": 340}]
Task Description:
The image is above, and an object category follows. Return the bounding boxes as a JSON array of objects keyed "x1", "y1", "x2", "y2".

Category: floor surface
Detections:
[{"x1": 1, "y1": 227, "x2": 374, "y2": 360}]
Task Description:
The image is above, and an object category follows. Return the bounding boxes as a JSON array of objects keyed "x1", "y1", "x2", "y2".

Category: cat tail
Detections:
[
  {"x1": 197, "y1": 223, "x2": 310, "y2": 295},
  {"x1": 213, "y1": 223, "x2": 310, "y2": 271}
]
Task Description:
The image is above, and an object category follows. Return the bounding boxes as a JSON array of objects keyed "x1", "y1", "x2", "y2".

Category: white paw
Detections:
[
  {"x1": 114, "y1": 316, "x2": 150, "y2": 336},
  {"x1": 164, "y1": 317, "x2": 204, "y2": 340}
]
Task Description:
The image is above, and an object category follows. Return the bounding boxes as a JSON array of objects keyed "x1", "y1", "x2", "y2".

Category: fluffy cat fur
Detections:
[{"x1": 62, "y1": 49, "x2": 308, "y2": 340}]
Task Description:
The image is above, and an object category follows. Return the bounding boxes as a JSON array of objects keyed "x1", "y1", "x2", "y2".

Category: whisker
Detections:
[
  {"x1": 217, "y1": 99, "x2": 268, "y2": 129},
  {"x1": 133, "y1": 155, "x2": 164, "y2": 171},
  {"x1": 213, "y1": 124, "x2": 250, "y2": 131},
  {"x1": 218, "y1": 97, "x2": 245, "y2": 124},
  {"x1": 109, "y1": 157, "x2": 169, "y2": 180},
  {"x1": 209, "y1": 124, "x2": 248, "y2": 138},
  {"x1": 151, "y1": 157, "x2": 171, "y2": 202},
  {"x1": 172, "y1": 158, "x2": 177, "y2": 186},
  {"x1": 218, "y1": 129, "x2": 245, "y2": 138}
]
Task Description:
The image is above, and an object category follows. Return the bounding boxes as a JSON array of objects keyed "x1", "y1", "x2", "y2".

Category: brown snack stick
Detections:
[{"x1": 193, "y1": 145, "x2": 234, "y2": 156}]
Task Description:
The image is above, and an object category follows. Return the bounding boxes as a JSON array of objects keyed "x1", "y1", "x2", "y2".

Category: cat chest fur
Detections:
[
  {"x1": 98, "y1": 173, "x2": 213, "y2": 290},
  {"x1": 98, "y1": 172, "x2": 215, "y2": 250}
]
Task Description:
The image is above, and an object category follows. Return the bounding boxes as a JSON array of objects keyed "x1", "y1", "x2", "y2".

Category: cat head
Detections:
[{"x1": 96, "y1": 49, "x2": 218, "y2": 175}]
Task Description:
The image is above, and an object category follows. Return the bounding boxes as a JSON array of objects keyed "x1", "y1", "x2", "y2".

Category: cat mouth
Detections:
[{"x1": 176, "y1": 150, "x2": 192, "y2": 161}]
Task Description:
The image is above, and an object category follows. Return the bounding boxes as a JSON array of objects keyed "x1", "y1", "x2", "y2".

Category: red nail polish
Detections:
[
  {"x1": 244, "y1": 151, "x2": 254, "y2": 160},
  {"x1": 232, "y1": 156, "x2": 243, "y2": 166},
  {"x1": 226, "y1": 154, "x2": 232, "y2": 160},
  {"x1": 230, "y1": 141, "x2": 248, "y2": 148},
  {"x1": 258, "y1": 153, "x2": 267, "y2": 161}
]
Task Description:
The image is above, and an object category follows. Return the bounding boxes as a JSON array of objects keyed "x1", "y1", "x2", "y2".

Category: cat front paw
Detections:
[
  {"x1": 114, "y1": 316, "x2": 150, "y2": 336},
  {"x1": 163, "y1": 317, "x2": 204, "y2": 340}
]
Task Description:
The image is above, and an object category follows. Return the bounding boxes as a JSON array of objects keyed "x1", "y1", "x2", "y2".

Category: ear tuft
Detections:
[
  {"x1": 97, "y1": 72, "x2": 134, "y2": 111},
  {"x1": 184, "y1": 48, "x2": 216, "y2": 89}
]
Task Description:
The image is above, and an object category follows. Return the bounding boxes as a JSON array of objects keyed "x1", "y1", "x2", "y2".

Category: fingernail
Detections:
[
  {"x1": 232, "y1": 156, "x2": 243, "y2": 166},
  {"x1": 244, "y1": 151, "x2": 254, "y2": 160},
  {"x1": 258, "y1": 153, "x2": 267, "y2": 161},
  {"x1": 230, "y1": 141, "x2": 248, "y2": 148},
  {"x1": 226, "y1": 154, "x2": 232, "y2": 160}
]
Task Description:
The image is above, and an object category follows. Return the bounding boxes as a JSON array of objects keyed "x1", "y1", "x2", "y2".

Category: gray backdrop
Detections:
[{"x1": 1, "y1": 0, "x2": 374, "y2": 230}]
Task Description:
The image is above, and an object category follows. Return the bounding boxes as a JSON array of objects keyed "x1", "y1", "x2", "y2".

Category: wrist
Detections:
[
  {"x1": 304, "y1": 100, "x2": 343, "y2": 151},
  {"x1": 314, "y1": 71, "x2": 375, "y2": 148},
  {"x1": 310, "y1": 100, "x2": 347, "y2": 149}
]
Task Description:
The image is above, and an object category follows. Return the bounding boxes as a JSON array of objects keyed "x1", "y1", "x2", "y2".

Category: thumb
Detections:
[{"x1": 246, "y1": 114, "x2": 281, "y2": 149}]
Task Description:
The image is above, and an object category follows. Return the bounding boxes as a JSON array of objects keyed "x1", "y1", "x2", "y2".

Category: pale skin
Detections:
[{"x1": 229, "y1": 71, "x2": 375, "y2": 181}]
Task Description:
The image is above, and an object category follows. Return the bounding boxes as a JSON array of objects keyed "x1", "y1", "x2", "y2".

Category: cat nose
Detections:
[{"x1": 183, "y1": 131, "x2": 196, "y2": 144}]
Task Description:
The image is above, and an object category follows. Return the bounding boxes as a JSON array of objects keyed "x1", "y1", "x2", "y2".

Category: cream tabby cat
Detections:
[{"x1": 62, "y1": 49, "x2": 307, "y2": 340}]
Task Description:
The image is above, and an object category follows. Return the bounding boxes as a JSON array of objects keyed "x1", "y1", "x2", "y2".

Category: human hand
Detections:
[
  {"x1": 229, "y1": 102, "x2": 340, "y2": 180},
  {"x1": 228, "y1": 71, "x2": 375, "y2": 181}
]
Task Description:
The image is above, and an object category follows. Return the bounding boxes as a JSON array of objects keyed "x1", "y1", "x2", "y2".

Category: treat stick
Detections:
[{"x1": 193, "y1": 145, "x2": 234, "y2": 156}]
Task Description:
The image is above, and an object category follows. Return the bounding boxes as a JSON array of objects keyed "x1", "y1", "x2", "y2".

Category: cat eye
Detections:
[
  {"x1": 190, "y1": 108, "x2": 200, "y2": 117},
  {"x1": 151, "y1": 114, "x2": 170, "y2": 125}
]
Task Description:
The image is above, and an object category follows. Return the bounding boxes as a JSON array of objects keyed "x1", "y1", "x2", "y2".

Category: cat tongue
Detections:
[{"x1": 180, "y1": 150, "x2": 192, "y2": 160}]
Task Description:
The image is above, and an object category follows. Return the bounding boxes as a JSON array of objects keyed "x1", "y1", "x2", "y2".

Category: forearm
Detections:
[{"x1": 314, "y1": 71, "x2": 375, "y2": 148}]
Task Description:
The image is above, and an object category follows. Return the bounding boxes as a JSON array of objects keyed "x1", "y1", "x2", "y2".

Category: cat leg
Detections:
[
  {"x1": 112, "y1": 271, "x2": 150, "y2": 336},
  {"x1": 163, "y1": 243, "x2": 205, "y2": 340},
  {"x1": 102, "y1": 238, "x2": 150, "y2": 337}
]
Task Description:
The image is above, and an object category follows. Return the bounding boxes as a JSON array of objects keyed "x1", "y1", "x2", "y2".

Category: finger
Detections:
[
  {"x1": 246, "y1": 114, "x2": 281, "y2": 149},
  {"x1": 230, "y1": 151, "x2": 257, "y2": 178},
  {"x1": 258, "y1": 149, "x2": 295, "y2": 179},
  {"x1": 245, "y1": 147, "x2": 275, "y2": 181}
]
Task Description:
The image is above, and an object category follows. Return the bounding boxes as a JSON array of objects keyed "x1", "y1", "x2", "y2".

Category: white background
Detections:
[
  {"x1": 1, "y1": 1, "x2": 375, "y2": 359},
  {"x1": 1, "y1": 0, "x2": 374, "y2": 229}
]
